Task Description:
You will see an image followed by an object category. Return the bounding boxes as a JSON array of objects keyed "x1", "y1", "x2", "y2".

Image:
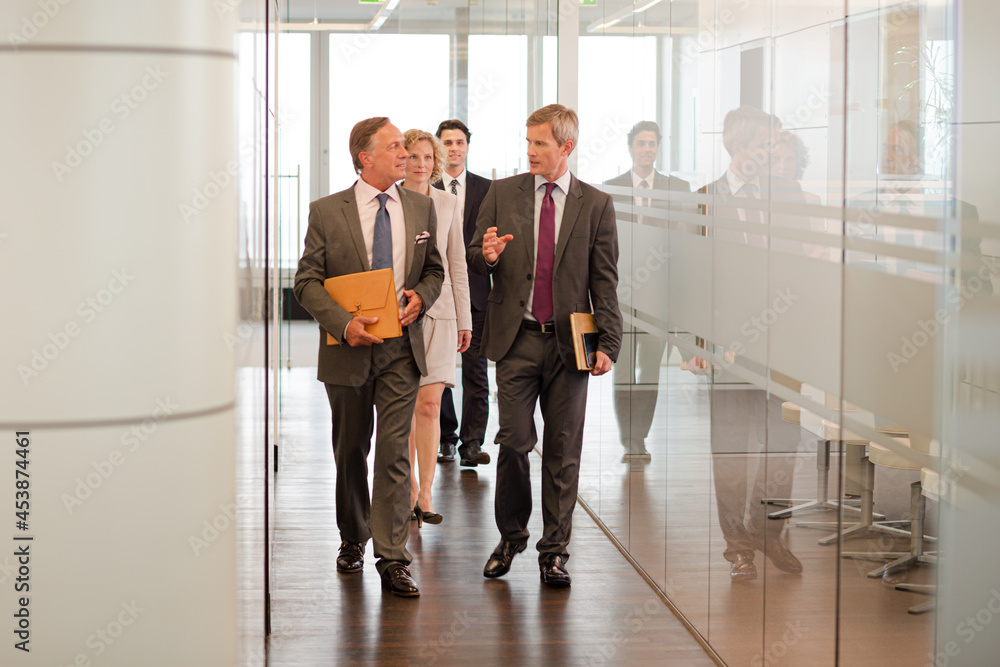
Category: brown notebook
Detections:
[
  {"x1": 323, "y1": 268, "x2": 401, "y2": 345},
  {"x1": 569, "y1": 312, "x2": 599, "y2": 371}
]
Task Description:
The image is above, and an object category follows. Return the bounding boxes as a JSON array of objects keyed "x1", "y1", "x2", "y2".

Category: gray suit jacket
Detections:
[
  {"x1": 468, "y1": 173, "x2": 623, "y2": 368},
  {"x1": 293, "y1": 184, "x2": 444, "y2": 386}
]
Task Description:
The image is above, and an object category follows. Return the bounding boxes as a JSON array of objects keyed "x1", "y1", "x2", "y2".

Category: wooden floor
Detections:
[
  {"x1": 267, "y1": 367, "x2": 716, "y2": 667},
  {"x1": 258, "y1": 328, "x2": 937, "y2": 666}
]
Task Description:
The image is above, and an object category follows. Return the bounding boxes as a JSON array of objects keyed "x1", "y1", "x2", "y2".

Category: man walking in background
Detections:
[{"x1": 435, "y1": 119, "x2": 494, "y2": 467}]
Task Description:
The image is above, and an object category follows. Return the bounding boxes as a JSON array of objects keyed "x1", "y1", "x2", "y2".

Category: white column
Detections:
[{"x1": 0, "y1": 2, "x2": 238, "y2": 664}]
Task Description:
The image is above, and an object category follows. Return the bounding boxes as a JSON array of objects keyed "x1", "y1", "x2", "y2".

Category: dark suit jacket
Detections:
[
  {"x1": 435, "y1": 171, "x2": 493, "y2": 311},
  {"x1": 603, "y1": 169, "x2": 691, "y2": 225},
  {"x1": 699, "y1": 173, "x2": 805, "y2": 247},
  {"x1": 293, "y1": 184, "x2": 444, "y2": 386},
  {"x1": 468, "y1": 173, "x2": 623, "y2": 368}
]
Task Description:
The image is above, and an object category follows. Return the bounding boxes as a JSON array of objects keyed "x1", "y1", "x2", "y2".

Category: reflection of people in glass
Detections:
[
  {"x1": 400, "y1": 129, "x2": 472, "y2": 525},
  {"x1": 773, "y1": 130, "x2": 828, "y2": 259},
  {"x1": 604, "y1": 121, "x2": 691, "y2": 460},
  {"x1": 711, "y1": 389, "x2": 802, "y2": 582},
  {"x1": 699, "y1": 105, "x2": 782, "y2": 246},
  {"x1": 693, "y1": 106, "x2": 803, "y2": 581}
]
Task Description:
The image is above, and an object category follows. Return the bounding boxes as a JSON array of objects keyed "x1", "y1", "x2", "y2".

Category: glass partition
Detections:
[{"x1": 266, "y1": 0, "x2": 1000, "y2": 663}]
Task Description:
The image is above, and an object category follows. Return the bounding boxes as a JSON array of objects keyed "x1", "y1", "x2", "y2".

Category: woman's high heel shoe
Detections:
[{"x1": 414, "y1": 503, "x2": 442, "y2": 525}]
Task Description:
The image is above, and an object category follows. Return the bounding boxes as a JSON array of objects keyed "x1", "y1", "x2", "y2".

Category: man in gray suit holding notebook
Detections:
[
  {"x1": 469, "y1": 104, "x2": 622, "y2": 587},
  {"x1": 294, "y1": 117, "x2": 443, "y2": 597}
]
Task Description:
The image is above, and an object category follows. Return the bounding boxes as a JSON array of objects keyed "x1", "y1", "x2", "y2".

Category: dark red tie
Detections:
[{"x1": 532, "y1": 182, "x2": 557, "y2": 323}]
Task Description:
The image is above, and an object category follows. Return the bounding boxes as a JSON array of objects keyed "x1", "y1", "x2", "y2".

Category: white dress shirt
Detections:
[
  {"x1": 354, "y1": 178, "x2": 406, "y2": 305},
  {"x1": 444, "y1": 168, "x2": 467, "y2": 221},
  {"x1": 524, "y1": 171, "x2": 572, "y2": 322}
]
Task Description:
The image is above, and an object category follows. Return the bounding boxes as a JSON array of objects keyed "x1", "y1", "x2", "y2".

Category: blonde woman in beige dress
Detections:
[{"x1": 401, "y1": 129, "x2": 472, "y2": 525}]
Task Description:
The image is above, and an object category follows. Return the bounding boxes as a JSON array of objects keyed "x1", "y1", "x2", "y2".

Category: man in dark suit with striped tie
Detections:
[{"x1": 434, "y1": 119, "x2": 494, "y2": 467}]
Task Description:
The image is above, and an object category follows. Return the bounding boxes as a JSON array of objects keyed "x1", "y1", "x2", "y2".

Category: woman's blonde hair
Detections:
[{"x1": 403, "y1": 129, "x2": 446, "y2": 184}]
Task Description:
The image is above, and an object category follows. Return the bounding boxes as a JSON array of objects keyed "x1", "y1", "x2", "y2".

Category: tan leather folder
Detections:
[
  {"x1": 323, "y1": 268, "x2": 401, "y2": 345},
  {"x1": 569, "y1": 312, "x2": 598, "y2": 370}
]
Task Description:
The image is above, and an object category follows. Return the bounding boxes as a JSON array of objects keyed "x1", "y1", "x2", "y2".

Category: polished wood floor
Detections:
[
  {"x1": 258, "y1": 323, "x2": 937, "y2": 666},
  {"x1": 266, "y1": 367, "x2": 716, "y2": 667}
]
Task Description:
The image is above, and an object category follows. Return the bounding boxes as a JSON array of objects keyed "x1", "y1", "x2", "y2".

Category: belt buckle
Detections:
[{"x1": 540, "y1": 321, "x2": 555, "y2": 334}]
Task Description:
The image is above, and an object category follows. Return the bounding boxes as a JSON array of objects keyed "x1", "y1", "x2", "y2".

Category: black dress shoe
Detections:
[
  {"x1": 336, "y1": 541, "x2": 365, "y2": 573},
  {"x1": 459, "y1": 443, "x2": 491, "y2": 467},
  {"x1": 539, "y1": 555, "x2": 572, "y2": 587},
  {"x1": 483, "y1": 540, "x2": 526, "y2": 578},
  {"x1": 438, "y1": 442, "x2": 456, "y2": 462},
  {"x1": 381, "y1": 562, "x2": 419, "y2": 597}
]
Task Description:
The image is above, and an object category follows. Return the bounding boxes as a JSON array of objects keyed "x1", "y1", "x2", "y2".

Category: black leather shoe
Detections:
[
  {"x1": 438, "y1": 442, "x2": 456, "y2": 462},
  {"x1": 336, "y1": 541, "x2": 365, "y2": 573},
  {"x1": 730, "y1": 553, "x2": 757, "y2": 582},
  {"x1": 381, "y1": 562, "x2": 419, "y2": 597},
  {"x1": 459, "y1": 443, "x2": 491, "y2": 467},
  {"x1": 483, "y1": 540, "x2": 526, "y2": 578},
  {"x1": 539, "y1": 555, "x2": 572, "y2": 587}
]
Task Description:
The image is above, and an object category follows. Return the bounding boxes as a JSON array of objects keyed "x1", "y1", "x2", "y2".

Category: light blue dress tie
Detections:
[{"x1": 372, "y1": 192, "x2": 392, "y2": 270}]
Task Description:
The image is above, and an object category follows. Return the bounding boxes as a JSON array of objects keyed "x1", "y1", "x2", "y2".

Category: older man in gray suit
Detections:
[
  {"x1": 469, "y1": 104, "x2": 622, "y2": 587},
  {"x1": 294, "y1": 117, "x2": 443, "y2": 597}
]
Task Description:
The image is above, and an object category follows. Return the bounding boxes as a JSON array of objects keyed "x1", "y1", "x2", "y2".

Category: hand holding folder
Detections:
[
  {"x1": 569, "y1": 312, "x2": 599, "y2": 371},
  {"x1": 323, "y1": 268, "x2": 402, "y2": 345}
]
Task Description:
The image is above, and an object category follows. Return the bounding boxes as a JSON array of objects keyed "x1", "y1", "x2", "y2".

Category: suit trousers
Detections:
[
  {"x1": 613, "y1": 330, "x2": 669, "y2": 451},
  {"x1": 710, "y1": 389, "x2": 797, "y2": 562},
  {"x1": 494, "y1": 327, "x2": 589, "y2": 561},
  {"x1": 440, "y1": 308, "x2": 489, "y2": 449},
  {"x1": 324, "y1": 336, "x2": 419, "y2": 574}
]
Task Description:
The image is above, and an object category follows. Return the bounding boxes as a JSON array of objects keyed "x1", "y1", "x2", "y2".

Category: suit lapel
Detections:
[
  {"x1": 554, "y1": 175, "x2": 584, "y2": 271},
  {"x1": 463, "y1": 179, "x2": 475, "y2": 230},
  {"x1": 339, "y1": 188, "x2": 370, "y2": 272},
  {"x1": 516, "y1": 174, "x2": 536, "y2": 269},
  {"x1": 399, "y1": 185, "x2": 417, "y2": 283}
]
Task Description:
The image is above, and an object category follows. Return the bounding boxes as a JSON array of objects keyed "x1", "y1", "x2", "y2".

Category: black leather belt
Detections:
[{"x1": 522, "y1": 320, "x2": 555, "y2": 334}]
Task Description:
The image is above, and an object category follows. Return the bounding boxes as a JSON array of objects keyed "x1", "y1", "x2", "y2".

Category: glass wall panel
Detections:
[{"x1": 264, "y1": 0, "x2": 1000, "y2": 663}]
